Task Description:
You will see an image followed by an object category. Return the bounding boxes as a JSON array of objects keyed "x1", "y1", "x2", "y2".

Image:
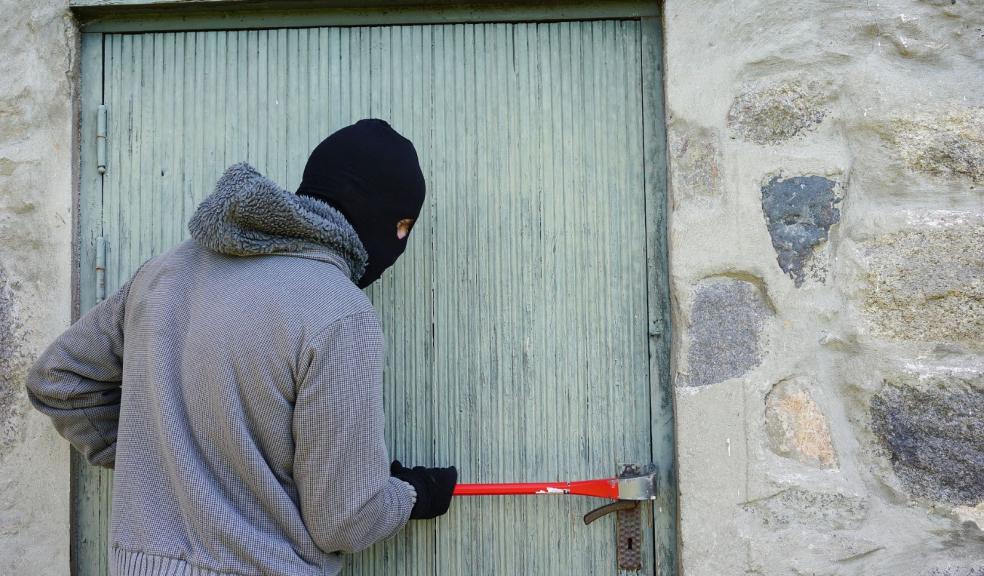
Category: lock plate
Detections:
[
  {"x1": 616, "y1": 502, "x2": 643, "y2": 571},
  {"x1": 580, "y1": 464, "x2": 656, "y2": 571}
]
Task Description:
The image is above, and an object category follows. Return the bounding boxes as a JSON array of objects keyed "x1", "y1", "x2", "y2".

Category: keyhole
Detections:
[{"x1": 627, "y1": 537, "x2": 634, "y2": 550}]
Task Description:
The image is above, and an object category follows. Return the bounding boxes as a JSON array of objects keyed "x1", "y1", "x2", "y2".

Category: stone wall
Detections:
[
  {"x1": 665, "y1": 1, "x2": 984, "y2": 574},
  {"x1": 0, "y1": 0, "x2": 75, "y2": 574}
]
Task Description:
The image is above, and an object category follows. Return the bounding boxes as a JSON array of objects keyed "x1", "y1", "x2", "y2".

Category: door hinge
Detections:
[
  {"x1": 96, "y1": 104, "x2": 107, "y2": 175},
  {"x1": 648, "y1": 319, "x2": 660, "y2": 337},
  {"x1": 95, "y1": 236, "x2": 107, "y2": 302}
]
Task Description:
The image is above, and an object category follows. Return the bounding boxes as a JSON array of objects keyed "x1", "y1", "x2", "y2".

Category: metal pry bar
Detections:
[
  {"x1": 615, "y1": 463, "x2": 658, "y2": 501},
  {"x1": 452, "y1": 463, "x2": 659, "y2": 501}
]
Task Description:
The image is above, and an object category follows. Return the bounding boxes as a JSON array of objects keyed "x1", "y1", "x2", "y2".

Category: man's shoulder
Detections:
[
  {"x1": 250, "y1": 250, "x2": 378, "y2": 336},
  {"x1": 139, "y1": 239, "x2": 376, "y2": 325},
  {"x1": 290, "y1": 276, "x2": 380, "y2": 351}
]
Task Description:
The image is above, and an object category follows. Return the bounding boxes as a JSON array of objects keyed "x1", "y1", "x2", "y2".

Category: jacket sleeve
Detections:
[
  {"x1": 25, "y1": 277, "x2": 135, "y2": 469},
  {"x1": 293, "y1": 309, "x2": 416, "y2": 554}
]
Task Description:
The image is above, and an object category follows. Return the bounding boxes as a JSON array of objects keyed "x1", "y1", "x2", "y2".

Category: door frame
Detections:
[
  {"x1": 73, "y1": 3, "x2": 675, "y2": 575},
  {"x1": 72, "y1": 1, "x2": 660, "y2": 33}
]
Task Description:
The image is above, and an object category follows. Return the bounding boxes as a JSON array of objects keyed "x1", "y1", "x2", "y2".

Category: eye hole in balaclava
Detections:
[{"x1": 296, "y1": 119, "x2": 426, "y2": 288}]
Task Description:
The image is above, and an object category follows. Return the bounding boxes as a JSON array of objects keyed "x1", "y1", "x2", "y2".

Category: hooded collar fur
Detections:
[{"x1": 188, "y1": 162, "x2": 368, "y2": 283}]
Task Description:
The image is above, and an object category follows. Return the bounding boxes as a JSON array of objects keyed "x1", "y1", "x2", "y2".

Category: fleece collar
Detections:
[{"x1": 188, "y1": 163, "x2": 368, "y2": 282}]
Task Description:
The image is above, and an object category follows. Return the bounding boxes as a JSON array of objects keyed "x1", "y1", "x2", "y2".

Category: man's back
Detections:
[
  {"x1": 28, "y1": 163, "x2": 416, "y2": 576},
  {"x1": 113, "y1": 238, "x2": 371, "y2": 574}
]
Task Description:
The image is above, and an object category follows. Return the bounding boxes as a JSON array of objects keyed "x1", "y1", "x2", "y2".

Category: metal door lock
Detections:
[{"x1": 582, "y1": 464, "x2": 652, "y2": 571}]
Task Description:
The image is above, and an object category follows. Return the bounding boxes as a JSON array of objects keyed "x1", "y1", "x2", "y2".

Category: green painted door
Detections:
[{"x1": 78, "y1": 17, "x2": 672, "y2": 576}]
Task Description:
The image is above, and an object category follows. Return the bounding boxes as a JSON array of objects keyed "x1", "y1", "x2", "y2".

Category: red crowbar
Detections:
[{"x1": 452, "y1": 464, "x2": 658, "y2": 501}]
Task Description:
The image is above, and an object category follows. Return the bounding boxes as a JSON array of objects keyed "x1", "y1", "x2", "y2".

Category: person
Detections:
[{"x1": 26, "y1": 119, "x2": 457, "y2": 576}]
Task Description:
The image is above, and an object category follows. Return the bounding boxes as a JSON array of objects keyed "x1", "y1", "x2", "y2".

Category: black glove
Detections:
[{"x1": 390, "y1": 460, "x2": 457, "y2": 520}]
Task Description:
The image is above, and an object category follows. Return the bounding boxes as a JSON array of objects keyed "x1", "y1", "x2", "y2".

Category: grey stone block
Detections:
[
  {"x1": 740, "y1": 487, "x2": 868, "y2": 531},
  {"x1": 765, "y1": 377, "x2": 837, "y2": 468},
  {"x1": 892, "y1": 108, "x2": 984, "y2": 184},
  {"x1": 681, "y1": 277, "x2": 772, "y2": 387},
  {"x1": 669, "y1": 124, "x2": 723, "y2": 205},
  {"x1": 861, "y1": 218, "x2": 984, "y2": 346},
  {"x1": 870, "y1": 373, "x2": 984, "y2": 506},
  {"x1": 761, "y1": 175, "x2": 841, "y2": 287},
  {"x1": 727, "y1": 80, "x2": 828, "y2": 145}
]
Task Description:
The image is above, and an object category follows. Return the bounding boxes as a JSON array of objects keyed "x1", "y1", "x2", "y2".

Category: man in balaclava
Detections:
[
  {"x1": 297, "y1": 118, "x2": 426, "y2": 287},
  {"x1": 26, "y1": 118, "x2": 457, "y2": 576}
]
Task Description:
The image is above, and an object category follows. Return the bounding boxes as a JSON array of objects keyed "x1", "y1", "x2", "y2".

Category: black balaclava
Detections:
[{"x1": 296, "y1": 119, "x2": 426, "y2": 288}]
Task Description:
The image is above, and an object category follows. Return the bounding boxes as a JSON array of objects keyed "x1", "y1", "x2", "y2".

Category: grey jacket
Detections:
[{"x1": 26, "y1": 163, "x2": 416, "y2": 576}]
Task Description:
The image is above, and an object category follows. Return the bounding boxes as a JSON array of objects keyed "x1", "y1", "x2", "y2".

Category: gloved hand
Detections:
[{"x1": 390, "y1": 460, "x2": 457, "y2": 520}]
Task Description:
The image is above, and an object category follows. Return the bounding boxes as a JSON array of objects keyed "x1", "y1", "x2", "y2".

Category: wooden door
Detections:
[{"x1": 77, "y1": 16, "x2": 672, "y2": 576}]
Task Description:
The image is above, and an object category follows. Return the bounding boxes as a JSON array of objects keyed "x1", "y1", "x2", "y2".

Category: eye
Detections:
[{"x1": 396, "y1": 218, "x2": 415, "y2": 240}]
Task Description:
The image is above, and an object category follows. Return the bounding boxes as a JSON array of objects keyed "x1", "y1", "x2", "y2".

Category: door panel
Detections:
[
  {"x1": 83, "y1": 20, "x2": 659, "y2": 575},
  {"x1": 425, "y1": 22, "x2": 652, "y2": 576}
]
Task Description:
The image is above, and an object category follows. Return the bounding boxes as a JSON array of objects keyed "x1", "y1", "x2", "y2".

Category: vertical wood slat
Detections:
[
  {"x1": 75, "y1": 31, "x2": 107, "y2": 576},
  {"x1": 641, "y1": 16, "x2": 677, "y2": 576},
  {"x1": 85, "y1": 20, "x2": 666, "y2": 576}
]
